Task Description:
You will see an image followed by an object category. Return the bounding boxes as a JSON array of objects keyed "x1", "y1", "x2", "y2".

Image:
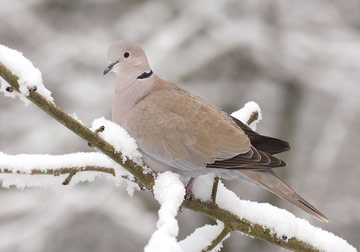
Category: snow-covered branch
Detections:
[
  {"x1": 0, "y1": 152, "x2": 142, "y2": 193},
  {"x1": 0, "y1": 56, "x2": 155, "y2": 190},
  {"x1": 0, "y1": 46, "x2": 356, "y2": 252},
  {"x1": 145, "y1": 172, "x2": 185, "y2": 252},
  {"x1": 201, "y1": 225, "x2": 231, "y2": 252},
  {"x1": 179, "y1": 221, "x2": 230, "y2": 252}
]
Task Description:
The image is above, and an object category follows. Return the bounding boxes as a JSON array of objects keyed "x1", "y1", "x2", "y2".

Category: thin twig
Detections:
[
  {"x1": 88, "y1": 126, "x2": 105, "y2": 147},
  {"x1": 0, "y1": 166, "x2": 138, "y2": 185},
  {"x1": 247, "y1": 111, "x2": 258, "y2": 125},
  {"x1": 211, "y1": 177, "x2": 220, "y2": 204},
  {"x1": 0, "y1": 62, "x2": 323, "y2": 252},
  {"x1": 1, "y1": 166, "x2": 114, "y2": 176},
  {"x1": 62, "y1": 171, "x2": 76, "y2": 185},
  {"x1": 202, "y1": 225, "x2": 232, "y2": 252}
]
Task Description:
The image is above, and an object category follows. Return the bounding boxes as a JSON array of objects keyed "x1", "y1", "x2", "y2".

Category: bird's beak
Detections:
[{"x1": 103, "y1": 60, "x2": 119, "y2": 75}]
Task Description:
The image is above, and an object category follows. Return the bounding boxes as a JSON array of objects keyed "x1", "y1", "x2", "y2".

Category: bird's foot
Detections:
[
  {"x1": 185, "y1": 191, "x2": 195, "y2": 200},
  {"x1": 185, "y1": 177, "x2": 196, "y2": 200}
]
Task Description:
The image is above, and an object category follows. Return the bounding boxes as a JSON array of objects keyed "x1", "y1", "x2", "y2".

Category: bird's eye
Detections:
[{"x1": 124, "y1": 52, "x2": 130, "y2": 58}]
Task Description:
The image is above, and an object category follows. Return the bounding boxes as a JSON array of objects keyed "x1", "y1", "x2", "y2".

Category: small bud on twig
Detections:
[
  {"x1": 88, "y1": 126, "x2": 105, "y2": 147},
  {"x1": 28, "y1": 86, "x2": 37, "y2": 92},
  {"x1": 6, "y1": 86, "x2": 14, "y2": 92},
  {"x1": 95, "y1": 125, "x2": 105, "y2": 134},
  {"x1": 62, "y1": 171, "x2": 77, "y2": 185}
]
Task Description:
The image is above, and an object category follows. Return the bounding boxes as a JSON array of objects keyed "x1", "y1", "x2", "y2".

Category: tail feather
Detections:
[{"x1": 239, "y1": 169, "x2": 328, "y2": 222}]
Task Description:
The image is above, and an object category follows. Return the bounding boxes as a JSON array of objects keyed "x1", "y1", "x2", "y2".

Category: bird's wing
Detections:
[
  {"x1": 231, "y1": 116, "x2": 291, "y2": 154},
  {"x1": 125, "y1": 87, "x2": 283, "y2": 171}
]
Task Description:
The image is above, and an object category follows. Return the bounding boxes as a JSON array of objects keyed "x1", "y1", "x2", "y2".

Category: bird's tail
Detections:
[{"x1": 239, "y1": 169, "x2": 329, "y2": 222}]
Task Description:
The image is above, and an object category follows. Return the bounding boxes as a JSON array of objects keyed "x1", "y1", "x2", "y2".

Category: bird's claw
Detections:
[
  {"x1": 185, "y1": 177, "x2": 196, "y2": 200},
  {"x1": 185, "y1": 191, "x2": 195, "y2": 200}
]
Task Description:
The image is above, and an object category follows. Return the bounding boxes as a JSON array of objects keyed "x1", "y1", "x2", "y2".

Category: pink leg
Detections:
[{"x1": 185, "y1": 177, "x2": 196, "y2": 200}]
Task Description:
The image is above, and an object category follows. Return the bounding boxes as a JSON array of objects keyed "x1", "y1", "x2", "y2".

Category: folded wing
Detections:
[{"x1": 125, "y1": 86, "x2": 286, "y2": 172}]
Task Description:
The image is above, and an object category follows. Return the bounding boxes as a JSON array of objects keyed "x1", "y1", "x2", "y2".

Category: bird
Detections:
[{"x1": 103, "y1": 40, "x2": 328, "y2": 222}]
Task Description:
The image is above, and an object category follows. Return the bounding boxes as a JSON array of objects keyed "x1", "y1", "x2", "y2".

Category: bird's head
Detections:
[{"x1": 104, "y1": 40, "x2": 151, "y2": 79}]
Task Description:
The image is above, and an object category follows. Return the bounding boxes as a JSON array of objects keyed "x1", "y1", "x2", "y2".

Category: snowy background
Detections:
[{"x1": 1, "y1": 0, "x2": 359, "y2": 251}]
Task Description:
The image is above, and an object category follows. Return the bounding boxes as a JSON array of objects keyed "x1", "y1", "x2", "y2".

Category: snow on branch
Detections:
[
  {"x1": 0, "y1": 152, "x2": 140, "y2": 195},
  {"x1": 0, "y1": 44, "x2": 53, "y2": 105},
  {"x1": 91, "y1": 118, "x2": 144, "y2": 167},
  {"x1": 179, "y1": 221, "x2": 230, "y2": 252},
  {"x1": 191, "y1": 175, "x2": 356, "y2": 252},
  {"x1": 0, "y1": 60, "x2": 154, "y2": 190},
  {"x1": 231, "y1": 101, "x2": 262, "y2": 131},
  {"x1": 0, "y1": 46, "x2": 357, "y2": 252},
  {"x1": 145, "y1": 172, "x2": 185, "y2": 252}
]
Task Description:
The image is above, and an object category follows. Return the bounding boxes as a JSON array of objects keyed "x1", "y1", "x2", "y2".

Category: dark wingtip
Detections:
[
  {"x1": 231, "y1": 116, "x2": 291, "y2": 154},
  {"x1": 250, "y1": 136, "x2": 291, "y2": 155}
]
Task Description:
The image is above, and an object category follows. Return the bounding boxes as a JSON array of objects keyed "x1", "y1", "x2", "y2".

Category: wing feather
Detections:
[{"x1": 124, "y1": 84, "x2": 285, "y2": 172}]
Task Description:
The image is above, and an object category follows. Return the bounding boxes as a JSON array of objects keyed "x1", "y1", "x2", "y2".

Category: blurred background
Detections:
[{"x1": 0, "y1": 0, "x2": 359, "y2": 251}]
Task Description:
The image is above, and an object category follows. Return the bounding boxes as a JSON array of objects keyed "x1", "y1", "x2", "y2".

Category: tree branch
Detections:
[
  {"x1": 62, "y1": 171, "x2": 77, "y2": 185},
  {"x1": 247, "y1": 111, "x2": 259, "y2": 125},
  {"x1": 211, "y1": 177, "x2": 220, "y2": 204},
  {"x1": 202, "y1": 225, "x2": 231, "y2": 252},
  {"x1": 182, "y1": 200, "x2": 320, "y2": 252},
  {"x1": 0, "y1": 62, "x2": 154, "y2": 189},
  {"x1": 0, "y1": 62, "x2": 327, "y2": 252},
  {"x1": 1, "y1": 166, "x2": 114, "y2": 176}
]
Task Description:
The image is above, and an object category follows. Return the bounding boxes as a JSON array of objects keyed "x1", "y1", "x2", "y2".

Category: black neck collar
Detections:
[{"x1": 137, "y1": 69, "x2": 153, "y2": 79}]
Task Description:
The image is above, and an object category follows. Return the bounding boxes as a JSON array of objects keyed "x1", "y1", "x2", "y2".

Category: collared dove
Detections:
[{"x1": 104, "y1": 40, "x2": 328, "y2": 222}]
